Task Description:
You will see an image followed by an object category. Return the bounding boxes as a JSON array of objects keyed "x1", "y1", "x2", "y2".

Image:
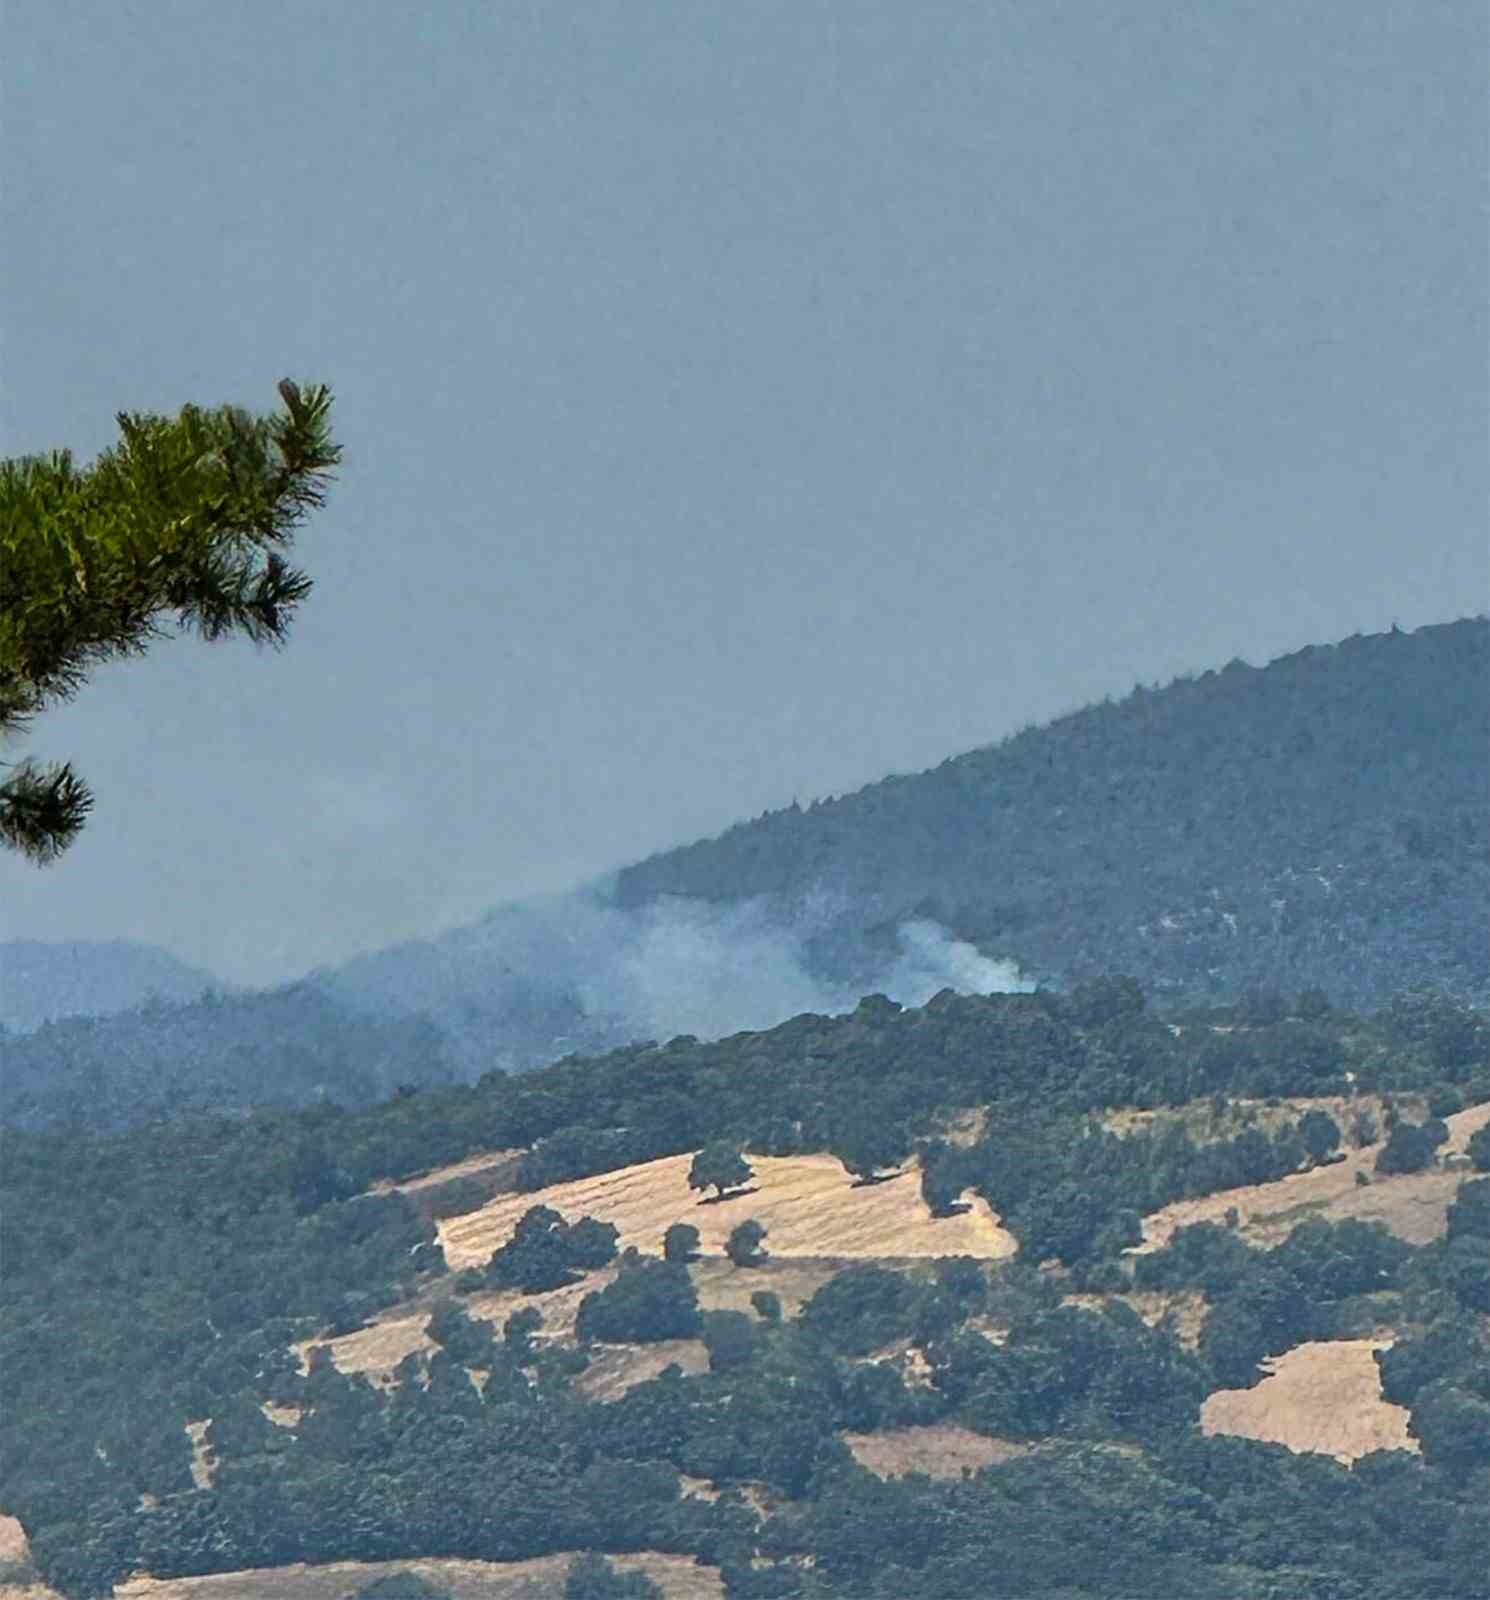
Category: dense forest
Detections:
[
  {"x1": 3, "y1": 978, "x2": 1488, "y2": 1597},
  {"x1": 617, "y1": 619, "x2": 1490, "y2": 1008}
]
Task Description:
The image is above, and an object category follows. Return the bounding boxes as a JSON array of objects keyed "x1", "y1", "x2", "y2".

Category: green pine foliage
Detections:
[{"x1": 1, "y1": 382, "x2": 338, "y2": 861}]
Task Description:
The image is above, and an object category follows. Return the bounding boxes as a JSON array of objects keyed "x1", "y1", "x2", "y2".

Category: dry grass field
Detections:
[
  {"x1": 1136, "y1": 1100, "x2": 1489, "y2": 1252},
  {"x1": 436, "y1": 1151, "x2": 1016, "y2": 1272},
  {"x1": 115, "y1": 1552, "x2": 722, "y2": 1600},
  {"x1": 575, "y1": 1338, "x2": 710, "y2": 1399},
  {"x1": 304, "y1": 1147, "x2": 1011, "y2": 1380},
  {"x1": 301, "y1": 1254, "x2": 856, "y2": 1381},
  {"x1": 1200, "y1": 1338, "x2": 1416, "y2": 1462},
  {"x1": 843, "y1": 1423, "x2": 1026, "y2": 1479}
]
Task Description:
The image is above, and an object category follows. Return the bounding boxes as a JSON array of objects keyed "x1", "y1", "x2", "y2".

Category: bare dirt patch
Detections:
[
  {"x1": 436, "y1": 1152, "x2": 1016, "y2": 1272},
  {"x1": 116, "y1": 1553, "x2": 721, "y2": 1600},
  {"x1": 1136, "y1": 1100, "x2": 1489, "y2": 1251},
  {"x1": 843, "y1": 1423, "x2": 1026, "y2": 1479},
  {"x1": 1200, "y1": 1338, "x2": 1415, "y2": 1463}
]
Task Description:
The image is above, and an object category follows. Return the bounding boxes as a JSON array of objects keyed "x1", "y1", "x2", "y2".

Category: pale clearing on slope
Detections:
[
  {"x1": 843, "y1": 1423, "x2": 1026, "y2": 1479},
  {"x1": 437, "y1": 1151, "x2": 1015, "y2": 1272},
  {"x1": 1201, "y1": 1338, "x2": 1416, "y2": 1462},
  {"x1": 1136, "y1": 1100, "x2": 1489, "y2": 1252},
  {"x1": 115, "y1": 1552, "x2": 722, "y2": 1599}
]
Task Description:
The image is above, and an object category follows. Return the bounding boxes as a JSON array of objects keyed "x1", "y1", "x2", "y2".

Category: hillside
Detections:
[
  {"x1": 5, "y1": 979, "x2": 1490, "y2": 1598},
  {"x1": 7, "y1": 619, "x2": 1485, "y2": 1134},
  {"x1": 615, "y1": 618, "x2": 1490, "y2": 1009}
]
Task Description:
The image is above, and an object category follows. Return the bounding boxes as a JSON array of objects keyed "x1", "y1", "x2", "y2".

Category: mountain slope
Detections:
[{"x1": 614, "y1": 618, "x2": 1490, "y2": 1007}]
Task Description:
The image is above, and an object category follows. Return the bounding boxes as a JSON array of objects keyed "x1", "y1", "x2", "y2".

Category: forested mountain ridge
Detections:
[{"x1": 616, "y1": 617, "x2": 1490, "y2": 1008}]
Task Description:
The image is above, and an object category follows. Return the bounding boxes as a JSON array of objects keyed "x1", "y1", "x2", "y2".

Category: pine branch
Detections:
[{"x1": 0, "y1": 759, "x2": 93, "y2": 863}]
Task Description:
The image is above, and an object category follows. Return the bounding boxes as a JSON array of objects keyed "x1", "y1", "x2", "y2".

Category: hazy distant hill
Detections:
[
  {"x1": 0, "y1": 982, "x2": 453, "y2": 1132},
  {"x1": 615, "y1": 618, "x2": 1490, "y2": 1009},
  {"x1": 0, "y1": 938, "x2": 222, "y2": 1033}
]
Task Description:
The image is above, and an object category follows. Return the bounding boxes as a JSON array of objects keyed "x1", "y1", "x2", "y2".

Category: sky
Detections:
[{"x1": 3, "y1": 0, "x2": 1486, "y2": 988}]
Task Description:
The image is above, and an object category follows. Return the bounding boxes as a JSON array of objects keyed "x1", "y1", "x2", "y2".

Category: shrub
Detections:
[
  {"x1": 563, "y1": 1553, "x2": 663, "y2": 1600},
  {"x1": 352, "y1": 1574, "x2": 455, "y2": 1600},
  {"x1": 575, "y1": 1255, "x2": 701, "y2": 1344},
  {"x1": 1299, "y1": 1109, "x2": 1342, "y2": 1163},
  {"x1": 1375, "y1": 1120, "x2": 1448, "y2": 1176},
  {"x1": 703, "y1": 1310, "x2": 758, "y2": 1372},
  {"x1": 689, "y1": 1143, "x2": 753, "y2": 1200},
  {"x1": 799, "y1": 1265, "x2": 915, "y2": 1356},
  {"x1": 486, "y1": 1206, "x2": 619, "y2": 1292},
  {"x1": 1469, "y1": 1123, "x2": 1490, "y2": 1173},
  {"x1": 725, "y1": 1219, "x2": 768, "y2": 1267},
  {"x1": 751, "y1": 1290, "x2": 783, "y2": 1324},
  {"x1": 663, "y1": 1222, "x2": 700, "y2": 1263}
]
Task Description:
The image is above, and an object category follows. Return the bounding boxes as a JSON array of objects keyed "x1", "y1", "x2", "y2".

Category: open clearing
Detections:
[
  {"x1": 116, "y1": 1553, "x2": 721, "y2": 1600},
  {"x1": 1136, "y1": 1100, "x2": 1489, "y2": 1251},
  {"x1": 437, "y1": 1151, "x2": 1015, "y2": 1271},
  {"x1": 843, "y1": 1423, "x2": 1026, "y2": 1479},
  {"x1": 1200, "y1": 1338, "x2": 1415, "y2": 1462}
]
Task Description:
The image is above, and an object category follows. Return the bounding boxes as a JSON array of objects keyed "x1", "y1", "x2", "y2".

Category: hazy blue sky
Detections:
[{"x1": 4, "y1": 0, "x2": 1485, "y2": 986}]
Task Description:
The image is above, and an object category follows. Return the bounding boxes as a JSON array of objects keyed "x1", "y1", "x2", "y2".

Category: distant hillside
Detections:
[
  {"x1": 0, "y1": 982, "x2": 454, "y2": 1133},
  {"x1": 0, "y1": 939, "x2": 223, "y2": 1033},
  {"x1": 6, "y1": 620, "x2": 1483, "y2": 1132},
  {"x1": 615, "y1": 618, "x2": 1490, "y2": 1009}
]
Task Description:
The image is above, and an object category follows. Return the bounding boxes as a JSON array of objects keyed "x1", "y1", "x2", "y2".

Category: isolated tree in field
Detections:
[
  {"x1": 725, "y1": 1218, "x2": 768, "y2": 1267},
  {"x1": 662, "y1": 1221, "x2": 700, "y2": 1262},
  {"x1": 0, "y1": 380, "x2": 338, "y2": 862},
  {"x1": 689, "y1": 1141, "x2": 753, "y2": 1200},
  {"x1": 750, "y1": 1289, "x2": 782, "y2": 1324},
  {"x1": 833, "y1": 1113, "x2": 912, "y2": 1184}
]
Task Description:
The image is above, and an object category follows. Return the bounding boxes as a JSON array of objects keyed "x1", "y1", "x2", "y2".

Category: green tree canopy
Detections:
[
  {"x1": 725, "y1": 1218, "x2": 768, "y2": 1267},
  {"x1": 688, "y1": 1141, "x2": 753, "y2": 1200},
  {"x1": 1, "y1": 380, "x2": 338, "y2": 861}
]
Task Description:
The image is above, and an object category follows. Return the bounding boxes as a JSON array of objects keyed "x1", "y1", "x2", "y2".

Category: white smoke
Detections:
[
  {"x1": 323, "y1": 885, "x2": 1035, "y2": 1070},
  {"x1": 883, "y1": 918, "x2": 1037, "y2": 1008}
]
